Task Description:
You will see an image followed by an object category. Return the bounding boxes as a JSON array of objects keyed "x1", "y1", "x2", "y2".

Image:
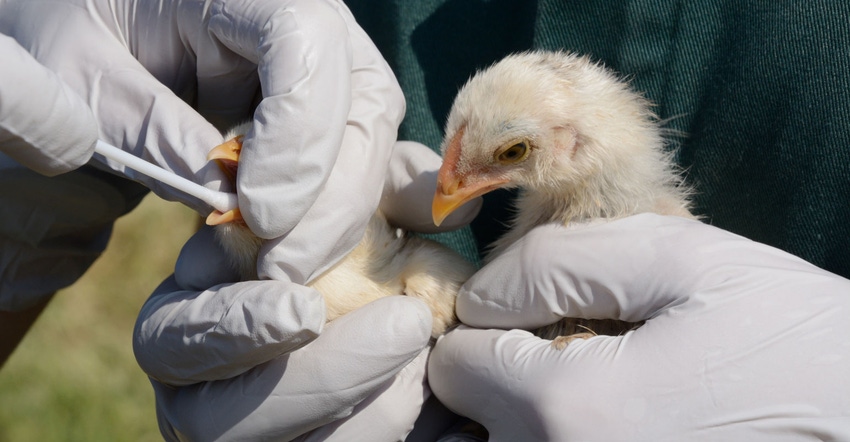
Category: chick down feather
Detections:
[{"x1": 435, "y1": 50, "x2": 697, "y2": 348}]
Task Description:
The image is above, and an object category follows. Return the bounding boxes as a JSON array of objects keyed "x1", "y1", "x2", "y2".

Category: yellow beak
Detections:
[
  {"x1": 205, "y1": 135, "x2": 245, "y2": 226},
  {"x1": 432, "y1": 125, "x2": 509, "y2": 226},
  {"x1": 432, "y1": 172, "x2": 508, "y2": 227},
  {"x1": 206, "y1": 135, "x2": 243, "y2": 181}
]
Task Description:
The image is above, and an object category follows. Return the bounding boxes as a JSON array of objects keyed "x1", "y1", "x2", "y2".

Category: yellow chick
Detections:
[{"x1": 432, "y1": 51, "x2": 697, "y2": 348}]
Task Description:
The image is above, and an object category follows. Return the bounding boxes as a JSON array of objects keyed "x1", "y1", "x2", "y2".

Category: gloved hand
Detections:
[
  {"x1": 428, "y1": 214, "x2": 850, "y2": 441},
  {"x1": 134, "y1": 141, "x2": 481, "y2": 441},
  {"x1": 0, "y1": 34, "x2": 97, "y2": 176},
  {"x1": 0, "y1": 0, "x2": 403, "y2": 284}
]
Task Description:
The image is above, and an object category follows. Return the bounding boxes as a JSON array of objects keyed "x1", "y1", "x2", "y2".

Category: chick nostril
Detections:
[{"x1": 438, "y1": 178, "x2": 462, "y2": 196}]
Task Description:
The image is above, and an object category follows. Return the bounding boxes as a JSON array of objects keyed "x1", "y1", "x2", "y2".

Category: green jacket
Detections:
[{"x1": 347, "y1": 0, "x2": 850, "y2": 278}]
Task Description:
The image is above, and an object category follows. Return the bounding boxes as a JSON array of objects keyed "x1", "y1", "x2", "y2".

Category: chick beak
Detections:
[
  {"x1": 432, "y1": 126, "x2": 510, "y2": 226},
  {"x1": 205, "y1": 135, "x2": 244, "y2": 226},
  {"x1": 432, "y1": 172, "x2": 465, "y2": 227},
  {"x1": 432, "y1": 168, "x2": 508, "y2": 227},
  {"x1": 207, "y1": 135, "x2": 243, "y2": 182}
]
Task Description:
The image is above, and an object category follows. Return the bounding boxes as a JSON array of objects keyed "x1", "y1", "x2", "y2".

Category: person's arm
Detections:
[{"x1": 0, "y1": 34, "x2": 100, "y2": 366}]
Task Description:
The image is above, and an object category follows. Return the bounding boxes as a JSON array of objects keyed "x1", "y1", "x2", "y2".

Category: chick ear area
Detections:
[{"x1": 553, "y1": 126, "x2": 579, "y2": 158}]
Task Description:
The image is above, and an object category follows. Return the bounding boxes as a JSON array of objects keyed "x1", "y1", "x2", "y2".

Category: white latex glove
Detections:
[
  {"x1": 428, "y1": 214, "x2": 850, "y2": 441},
  {"x1": 0, "y1": 0, "x2": 404, "y2": 284},
  {"x1": 134, "y1": 142, "x2": 481, "y2": 441},
  {"x1": 0, "y1": 34, "x2": 96, "y2": 176}
]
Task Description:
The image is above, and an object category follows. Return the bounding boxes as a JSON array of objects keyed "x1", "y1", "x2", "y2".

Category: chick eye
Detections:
[{"x1": 496, "y1": 142, "x2": 529, "y2": 164}]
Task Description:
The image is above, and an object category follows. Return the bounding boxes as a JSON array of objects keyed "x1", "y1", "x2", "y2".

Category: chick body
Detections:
[{"x1": 212, "y1": 124, "x2": 473, "y2": 338}]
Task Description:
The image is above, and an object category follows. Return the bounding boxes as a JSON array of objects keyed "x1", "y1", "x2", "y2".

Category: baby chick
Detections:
[
  {"x1": 208, "y1": 122, "x2": 474, "y2": 338},
  {"x1": 432, "y1": 51, "x2": 696, "y2": 348}
]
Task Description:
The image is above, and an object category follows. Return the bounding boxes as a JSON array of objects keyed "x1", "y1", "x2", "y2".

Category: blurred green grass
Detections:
[{"x1": 0, "y1": 195, "x2": 199, "y2": 441}]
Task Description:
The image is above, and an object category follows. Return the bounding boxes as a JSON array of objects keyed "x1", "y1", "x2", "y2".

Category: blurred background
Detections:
[{"x1": 0, "y1": 195, "x2": 198, "y2": 441}]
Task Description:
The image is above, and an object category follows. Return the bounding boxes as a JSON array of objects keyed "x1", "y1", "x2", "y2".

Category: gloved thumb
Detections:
[{"x1": 381, "y1": 141, "x2": 482, "y2": 233}]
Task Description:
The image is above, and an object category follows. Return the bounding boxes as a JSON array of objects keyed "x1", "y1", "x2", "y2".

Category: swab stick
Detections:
[{"x1": 94, "y1": 140, "x2": 238, "y2": 214}]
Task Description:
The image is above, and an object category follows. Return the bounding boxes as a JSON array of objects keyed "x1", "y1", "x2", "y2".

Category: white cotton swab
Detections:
[{"x1": 94, "y1": 140, "x2": 238, "y2": 214}]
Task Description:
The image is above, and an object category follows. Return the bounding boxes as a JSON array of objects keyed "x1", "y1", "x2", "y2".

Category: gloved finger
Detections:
[
  {"x1": 0, "y1": 35, "x2": 97, "y2": 176},
  {"x1": 254, "y1": 120, "x2": 386, "y2": 284},
  {"x1": 134, "y1": 274, "x2": 326, "y2": 386},
  {"x1": 460, "y1": 214, "x2": 850, "y2": 331},
  {"x1": 430, "y1": 326, "x2": 673, "y2": 441},
  {"x1": 152, "y1": 295, "x2": 432, "y2": 441},
  {"x1": 430, "y1": 326, "x2": 699, "y2": 441},
  {"x1": 210, "y1": 0, "x2": 351, "y2": 239},
  {"x1": 207, "y1": 0, "x2": 404, "y2": 241},
  {"x1": 381, "y1": 141, "x2": 482, "y2": 233},
  {"x1": 172, "y1": 225, "x2": 241, "y2": 291},
  {"x1": 294, "y1": 347, "x2": 431, "y2": 441},
  {"x1": 256, "y1": 38, "x2": 404, "y2": 286},
  {"x1": 457, "y1": 214, "x2": 739, "y2": 329},
  {"x1": 204, "y1": 0, "x2": 405, "y2": 284}
]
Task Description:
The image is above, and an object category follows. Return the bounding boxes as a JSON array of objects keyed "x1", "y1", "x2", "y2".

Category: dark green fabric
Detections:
[{"x1": 347, "y1": 0, "x2": 850, "y2": 278}]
